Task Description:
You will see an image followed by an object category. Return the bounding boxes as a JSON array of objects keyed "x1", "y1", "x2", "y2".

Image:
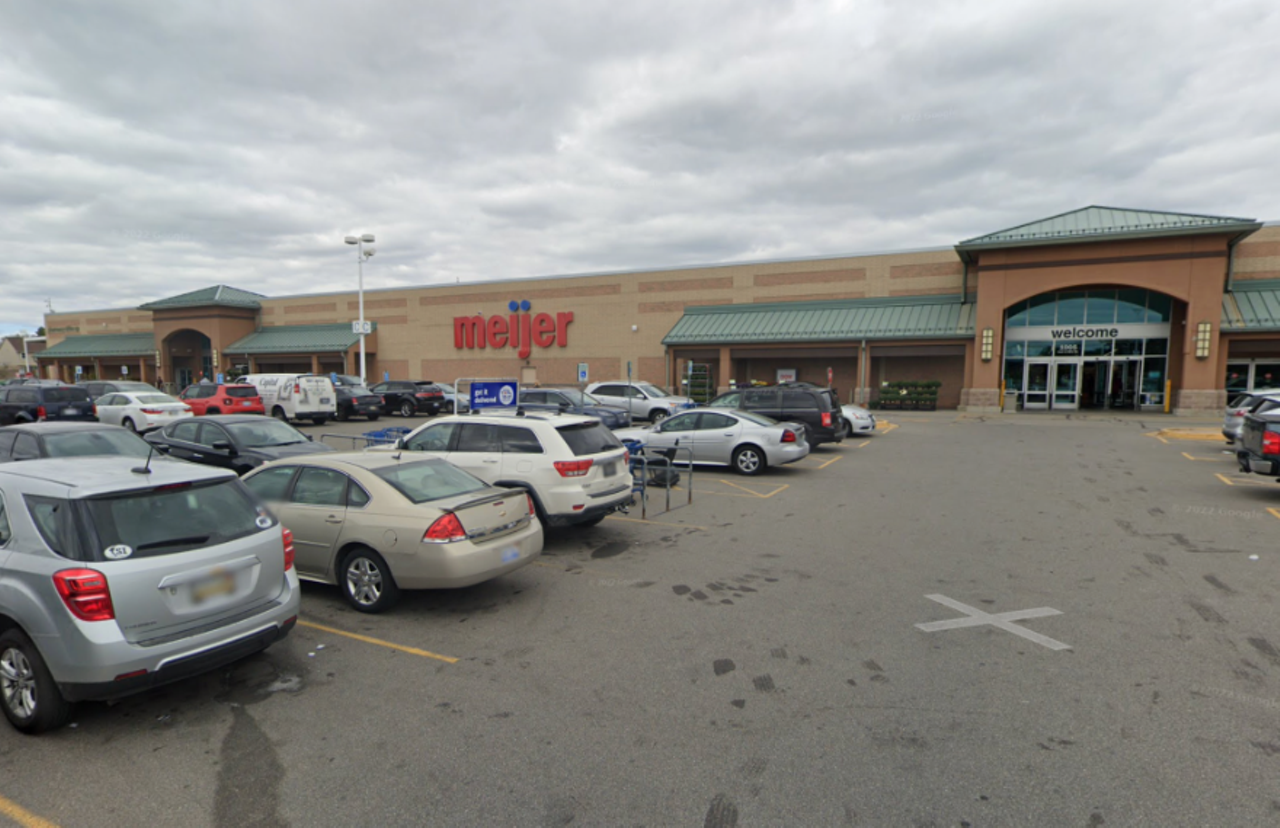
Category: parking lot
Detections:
[{"x1": 3, "y1": 411, "x2": 1279, "y2": 827}]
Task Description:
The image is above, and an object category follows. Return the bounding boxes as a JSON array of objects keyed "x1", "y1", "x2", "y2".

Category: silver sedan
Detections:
[{"x1": 615, "y1": 409, "x2": 809, "y2": 475}]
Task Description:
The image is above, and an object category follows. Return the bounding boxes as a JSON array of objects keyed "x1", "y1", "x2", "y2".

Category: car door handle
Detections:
[
  {"x1": 482, "y1": 458, "x2": 499, "y2": 464},
  {"x1": 723, "y1": 432, "x2": 735, "y2": 436},
  {"x1": 325, "y1": 515, "x2": 343, "y2": 524},
  {"x1": 191, "y1": 453, "x2": 203, "y2": 458}
]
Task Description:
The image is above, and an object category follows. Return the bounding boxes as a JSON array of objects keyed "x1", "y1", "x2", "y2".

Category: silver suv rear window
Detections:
[{"x1": 556, "y1": 422, "x2": 623, "y2": 456}]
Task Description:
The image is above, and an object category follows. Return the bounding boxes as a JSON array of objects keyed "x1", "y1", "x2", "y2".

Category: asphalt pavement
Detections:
[{"x1": 2, "y1": 410, "x2": 1278, "y2": 827}]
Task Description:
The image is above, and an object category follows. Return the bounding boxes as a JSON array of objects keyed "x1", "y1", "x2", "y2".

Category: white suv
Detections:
[
  {"x1": 585, "y1": 381, "x2": 694, "y2": 423},
  {"x1": 386, "y1": 412, "x2": 633, "y2": 527}
]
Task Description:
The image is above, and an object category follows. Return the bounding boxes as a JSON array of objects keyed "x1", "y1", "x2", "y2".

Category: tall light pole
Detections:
[{"x1": 344, "y1": 233, "x2": 376, "y2": 383}]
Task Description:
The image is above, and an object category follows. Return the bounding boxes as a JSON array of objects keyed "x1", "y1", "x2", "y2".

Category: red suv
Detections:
[{"x1": 178, "y1": 383, "x2": 266, "y2": 416}]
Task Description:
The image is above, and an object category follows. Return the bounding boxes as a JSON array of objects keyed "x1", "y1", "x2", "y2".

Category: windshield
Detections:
[
  {"x1": 634, "y1": 382, "x2": 669, "y2": 398},
  {"x1": 134, "y1": 394, "x2": 181, "y2": 405},
  {"x1": 558, "y1": 389, "x2": 598, "y2": 405},
  {"x1": 225, "y1": 419, "x2": 309, "y2": 447},
  {"x1": 45, "y1": 388, "x2": 92, "y2": 403},
  {"x1": 737, "y1": 411, "x2": 778, "y2": 427},
  {"x1": 44, "y1": 430, "x2": 154, "y2": 459},
  {"x1": 556, "y1": 421, "x2": 623, "y2": 456},
  {"x1": 333, "y1": 374, "x2": 362, "y2": 387},
  {"x1": 116, "y1": 382, "x2": 157, "y2": 391},
  {"x1": 374, "y1": 459, "x2": 489, "y2": 504}
]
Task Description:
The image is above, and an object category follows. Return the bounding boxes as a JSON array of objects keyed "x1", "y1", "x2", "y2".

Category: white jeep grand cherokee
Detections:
[{"x1": 383, "y1": 412, "x2": 633, "y2": 527}]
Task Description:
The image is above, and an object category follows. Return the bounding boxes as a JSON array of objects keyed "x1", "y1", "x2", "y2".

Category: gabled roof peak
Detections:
[{"x1": 138, "y1": 285, "x2": 265, "y2": 311}]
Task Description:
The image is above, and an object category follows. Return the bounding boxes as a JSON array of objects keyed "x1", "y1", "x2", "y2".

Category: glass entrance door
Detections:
[
  {"x1": 1108, "y1": 359, "x2": 1140, "y2": 410},
  {"x1": 1052, "y1": 362, "x2": 1080, "y2": 410},
  {"x1": 1024, "y1": 361, "x2": 1051, "y2": 410}
]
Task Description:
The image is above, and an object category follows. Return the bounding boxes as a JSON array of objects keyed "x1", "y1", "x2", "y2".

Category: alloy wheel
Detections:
[
  {"x1": 0, "y1": 647, "x2": 37, "y2": 721},
  {"x1": 346, "y1": 557, "x2": 383, "y2": 607}
]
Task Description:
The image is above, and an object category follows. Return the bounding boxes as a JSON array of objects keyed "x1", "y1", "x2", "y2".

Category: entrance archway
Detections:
[
  {"x1": 1001, "y1": 287, "x2": 1177, "y2": 412},
  {"x1": 163, "y1": 329, "x2": 212, "y2": 390}
]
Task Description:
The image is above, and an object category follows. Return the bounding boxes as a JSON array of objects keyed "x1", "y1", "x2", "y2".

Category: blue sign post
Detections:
[{"x1": 470, "y1": 381, "x2": 519, "y2": 410}]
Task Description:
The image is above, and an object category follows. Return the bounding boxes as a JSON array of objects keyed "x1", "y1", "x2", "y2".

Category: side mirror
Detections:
[
  {"x1": 394, "y1": 438, "x2": 406, "y2": 450},
  {"x1": 559, "y1": 402, "x2": 571, "y2": 411},
  {"x1": 211, "y1": 440, "x2": 237, "y2": 455},
  {"x1": 306, "y1": 434, "x2": 314, "y2": 442}
]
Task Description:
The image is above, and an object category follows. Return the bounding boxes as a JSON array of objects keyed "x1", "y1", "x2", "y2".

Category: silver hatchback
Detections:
[
  {"x1": 0, "y1": 457, "x2": 300, "y2": 734},
  {"x1": 1223, "y1": 389, "x2": 1280, "y2": 443}
]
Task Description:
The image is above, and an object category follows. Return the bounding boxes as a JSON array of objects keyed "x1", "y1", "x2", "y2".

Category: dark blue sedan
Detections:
[{"x1": 517, "y1": 388, "x2": 632, "y2": 429}]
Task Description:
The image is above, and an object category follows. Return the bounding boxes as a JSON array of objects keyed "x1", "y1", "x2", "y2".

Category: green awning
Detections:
[
  {"x1": 37, "y1": 333, "x2": 156, "y2": 359},
  {"x1": 662, "y1": 296, "x2": 975, "y2": 346},
  {"x1": 1224, "y1": 281, "x2": 1280, "y2": 332},
  {"x1": 224, "y1": 323, "x2": 377, "y2": 355}
]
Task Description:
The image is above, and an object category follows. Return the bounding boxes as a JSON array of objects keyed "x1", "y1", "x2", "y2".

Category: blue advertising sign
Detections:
[
  {"x1": 470, "y1": 381, "x2": 519, "y2": 410},
  {"x1": 216, "y1": 373, "x2": 225, "y2": 384}
]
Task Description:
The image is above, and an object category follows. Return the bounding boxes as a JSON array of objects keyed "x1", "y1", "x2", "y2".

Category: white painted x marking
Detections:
[{"x1": 915, "y1": 594, "x2": 1072, "y2": 651}]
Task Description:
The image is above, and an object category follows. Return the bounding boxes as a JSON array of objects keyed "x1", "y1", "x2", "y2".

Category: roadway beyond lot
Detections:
[{"x1": 3, "y1": 412, "x2": 1279, "y2": 827}]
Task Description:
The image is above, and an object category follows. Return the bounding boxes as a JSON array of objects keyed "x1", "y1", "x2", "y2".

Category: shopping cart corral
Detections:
[
  {"x1": 623, "y1": 440, "x2": 693, "y2": 519},
  {"x1": 320, "y1": 427, "x2": 412, "y2": 451}
]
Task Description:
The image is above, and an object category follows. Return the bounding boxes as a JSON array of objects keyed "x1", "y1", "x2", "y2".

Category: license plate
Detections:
[
  {"x1": 64, "y1": 407, "x2": 78, "y2": 415},
  {"x1": 321, "y1": 397, "x2": 331, "y2": 404},
  {"x1": 601, "y1": 461, "x2": 617, "y2": 476},
  {"x1": 241, "y1": 401, "x2": 253, "y2": 406},
  {"x1": 191, "y1": 571, "x2": 236, "y2": 604}
]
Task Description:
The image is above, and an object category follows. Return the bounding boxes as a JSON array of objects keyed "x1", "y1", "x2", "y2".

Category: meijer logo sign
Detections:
[{"x1": 454, "y1": 300, "x2": 573, "y2": 360}]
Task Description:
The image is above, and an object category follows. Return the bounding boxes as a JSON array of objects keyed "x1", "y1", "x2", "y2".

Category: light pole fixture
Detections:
[
  {"x1": 344, "y1": 233, "x2": 376, "y2": 382},
  {"x1": 1194, "y1": 321, "x2": 1213, "y2": 359},
  {"x1": 980, "y1": 327, "x2": 995, "y2": 361}
]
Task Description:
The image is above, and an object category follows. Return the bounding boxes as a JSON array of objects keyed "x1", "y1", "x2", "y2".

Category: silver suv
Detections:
[{"x1": 0, "y1": 456, "x2": 300, "y2": 734}]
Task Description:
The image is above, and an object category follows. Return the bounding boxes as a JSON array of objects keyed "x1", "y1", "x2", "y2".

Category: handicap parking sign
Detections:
[{"x1": 577, "y1": 362, "x2": 588, "y2": 383}]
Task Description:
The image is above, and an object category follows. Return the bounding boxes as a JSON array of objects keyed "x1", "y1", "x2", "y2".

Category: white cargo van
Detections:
[{"x1": 239, "y1": 374, "x2": 337, "y2": 425}]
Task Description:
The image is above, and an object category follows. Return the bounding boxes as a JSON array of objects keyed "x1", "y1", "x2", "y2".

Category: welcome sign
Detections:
[{"x1": 1004, "y1": 323, "x2": 1171, "y2": 342}]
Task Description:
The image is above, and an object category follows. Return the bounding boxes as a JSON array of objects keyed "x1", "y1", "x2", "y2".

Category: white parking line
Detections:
[{"x1": 915, "y1": 593, "x2": 1072, "y2": 651}]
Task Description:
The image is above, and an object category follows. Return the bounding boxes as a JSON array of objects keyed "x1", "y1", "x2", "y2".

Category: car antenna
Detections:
[{"x1": 131, "y1": 444, "x2": 156, "y2": 475}]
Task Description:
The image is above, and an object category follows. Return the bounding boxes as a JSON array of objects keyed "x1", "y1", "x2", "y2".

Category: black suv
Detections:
[
  {"x1": 0, "y1": 383, "x2": 98, "y2": 426},
  {"x1": 77, "y1": 380, "x2": 159, "y2": 399},
  {"x1": 369, "y1": 380, "x2": 445, "y2": 417},
  {"x1": 707, "y1": 385, "x2": 845, "y2": 446}
]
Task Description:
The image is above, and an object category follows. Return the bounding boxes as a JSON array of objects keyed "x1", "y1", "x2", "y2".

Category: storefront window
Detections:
[
  {"x1": 1085, "y1": 290, "x2": 1117, "y2": 324},
  {"x1": 1027, "y1": 294, "x2": 1056, "y2": 326},
  {"x1": 1025, "y1": 341, "x2": 1054, "y2": 357},
  {"x1": 1255, "y1": 363, "x2": 1280, "y2": 390},
  {"x1": 1142, "y1": 358, "x2": 1167, "y2": 393},
  {"x1": 1146, "y1": 292, "x2": 1172, "y2": 323},
  {"x1": 1056, "y1": 292, "x2": 1086, "y2": 325},
  {"x1": 1115, "y1": 289, "x2": 1147, "y2": 324},
  {"x1": 1144, "y1": 339, "x2": 1168, "y2": 356},
  {"x1": 1084, "y1": 339, "x2": 1112, "y2": 356},
  {"x1": 1003, "y1": 359, "x2": 1023, "y2": 390},
  {"x1": 1114, "y1": 339, "x2": 1143, "y2": 356},
  {"x1": 1004, "y1": 341, "x2": 1026, "y2": 358},
  {"x1": 1005, "y1": 301, "x2": 1029, "y2": 327},
  {"x1": 1226, "y1": 363, "x2": 1250, "y2": 394}
]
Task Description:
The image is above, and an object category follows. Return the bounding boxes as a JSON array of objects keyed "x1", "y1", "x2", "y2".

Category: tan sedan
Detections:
[{"x1": 242, "y1": 452, "x2": 543, "y2": 612}]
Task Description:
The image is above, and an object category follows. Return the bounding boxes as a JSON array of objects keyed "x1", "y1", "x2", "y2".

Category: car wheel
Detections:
[
  {"x1": 366, "y1": 413, "x2": 380, "y2": 421},
  {"x1": 0, "y1": 630, "x2": 73, "y2": 735},
  {"x1": 444, "y1": 401, "x2": 455, "y2": 414},
  {"x1": 311, "y1": 416, "x2": 328, "y2": 426},
  {"x1": 337, "y1": 407, "x2": 350, "y2": 422},
  {"x1": 206, "y1": 408, "x2": 221, "y2": 415},
  {"x1": 340, "y1": 547, "x2": 400, "y2": 613},
  {"x1": 842, "y1": 421, "x2": 853, "y2": 440},
  {"x1": 122, "y1": 417, "x2": 137, "y2": 433},
  {"x1": 575, "y1": 514, "x2": 607, "y2": 528},
  {"x1": 399, "y1": 401, "x2": 415, "y2": 418},
  {"x1": 650, "y1": 409, "x2": 668, "y2": 423},
  {"x1": 732, "y1": 444, "x2": 766, "y2": 476},
  {"x1": 272, "y1": 407, "x2": 288, "y2": 421}
]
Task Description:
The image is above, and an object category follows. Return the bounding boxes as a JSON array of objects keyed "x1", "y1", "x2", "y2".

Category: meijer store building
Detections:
[{"x1": 37, "y1": 206, "x2": 1280, "y2": 413}]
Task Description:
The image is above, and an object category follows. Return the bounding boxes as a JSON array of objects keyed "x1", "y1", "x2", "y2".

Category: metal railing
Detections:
[{"x1": 627, "y1": 445, "x2": 694, "y2": 520}]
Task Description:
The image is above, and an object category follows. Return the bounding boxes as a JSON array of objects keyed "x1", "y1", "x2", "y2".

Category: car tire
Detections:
[
  {"x1": 842, "y1": 421, "x2": 853, "y2": 440},
  {"x1": 311, "y1": 416, "x2": 328, "y2": 426},
  {"x1": 732, "y1": 444, "x2": 766, "y2": 476},
  {"x1": 272, "y1": 407, "x2": 288, "y2": 421},
  {"x1": 206, "y1": 408, "x2": 221, "y2": 415},
  {"x1": 0, "y1": 629, "x2": 73, "y2": 735},
  {"x1": 122, "y1": 417, "x2": 137, "y2": 432},
  {"x1": 399, "y1": 401, "x2": 415, "y2": 418},
  {"x1": 340, "y1": 547, "x2": 400, "y2": 613},
  {"x1": 444, "y1": 401, "x2": 455, "y2": 414},
  {"x1": 650, "y1": 409, "x2": 668, "y2": 423},
  {"x1": 337, "y1": 407, "x2": 350, "y2": 422},
  {"x1": 366, "y1": 413, "x2": 380, "y2": 421}
]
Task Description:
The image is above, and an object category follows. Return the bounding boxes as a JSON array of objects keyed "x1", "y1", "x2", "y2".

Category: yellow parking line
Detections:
[
  {"x1": 876, "y1": 423, "x2": 900, "y2": 434},
  {"x1": 818, "y1": 454, "x2": 844, "y2": 469},
  {"x1": 1215, "y1": 473, "x2": 1235, "y2": 486},
  {"x1": 1181, "y1": 452, "x2": 1219, "y2": 462},
  {"x1": 0, "y1": 795, "x2": 58, "y2": 828},
  {"x1": 717, "y1": 479, "x2": 789, "y2": 498},
  {"x1": 1151, "y1": 428, "x2": 1225, "y2": 441},
  {"x1": 859, "y1": 440, "x2": 871, "y2": 448},
  {"x1": 297, "y1": 620, "x2": 458, "y2": 664}
]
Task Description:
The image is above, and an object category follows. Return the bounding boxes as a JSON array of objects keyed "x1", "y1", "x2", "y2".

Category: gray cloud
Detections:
[{"x1": 2, "y1": 0, "x2": 1279, "y2": 332}]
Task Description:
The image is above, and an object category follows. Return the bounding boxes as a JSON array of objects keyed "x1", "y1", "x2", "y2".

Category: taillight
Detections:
[
  {"x1": 53, "y1": 569, "x2": 115, "y2": 622},
  {"x1": 1235, "y1": 409, "x2": 1249, "y2": 416},
  {"x1": 223, "y1": 398, "x2": 233, "y2": 405},
  {"x1": 821, "y1": 412, "x2": 832, "y2": 427},
  {"x1": 1263, "y1": 432, "x2": 1280, "y2": 456},
  {"x1": 282, "y1": 527, "x2": 295, "y2": 571},
  {"x1": 781, "y1": 429, "x2": 797, "y2": 443},
  {"x1": 527, "y1": 494, "x2": 536, "y2": 516},
  {"x1": 554, "y1": 459, "x2": 594, "y2": 477},
  {"x1": 140, "y1": 408, "x2": 164, "y2": 415},
  {"x1": 415, "y1": 393, "x2": 430, "y2": 398},
  {"x1": 36, "y1": 405, "x2": 47, "y2": 420},
  {"x1": 423, "y1": 513, "x2": 467, "y2": 543}
]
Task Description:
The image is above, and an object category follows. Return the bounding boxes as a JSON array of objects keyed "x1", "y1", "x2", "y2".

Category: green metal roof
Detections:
[
  {"x1": 1224, "y1": 280, "x2": 1280, "y2": 332},
  {"x1": 662, "y1": 296, "x2": 975, "y2": 345},
  {"x1": 37, "y1": 333, "x2": 156, "y2": 359},
  {"x1": 224, "y1": 323, "x2": 377, "y2": 355},
  {"x1": 957, "y1": 206, "x2": 1261, "y2": 261},
  {"x1": 138, "y1": 284, "x2": 265, "y2": 311}
]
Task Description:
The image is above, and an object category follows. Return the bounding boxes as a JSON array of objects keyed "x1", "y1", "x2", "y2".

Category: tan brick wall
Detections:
[
  {"x1": 638, "y1": 300, "x2": 725, "y2": 314},
  {"x1": 753, "y1": 268, "x2": 866, "y2": 287},
  {"x1": 639, "y1": 277, "x2": 735, "y2": 293},
  {"x1": 283, "y1": 302, "x2": 338, "y2": 315},
  {"x1": 347, "y1": 298, "x2": 408, "y2": 311},
  {"x1": 752, "y1": 291, "x2": 866, "y2": 302}
]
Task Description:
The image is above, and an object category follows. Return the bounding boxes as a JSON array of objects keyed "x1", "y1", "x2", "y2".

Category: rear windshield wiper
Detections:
[{"x1": 137, "y1": 535, "x2": 210, "y2": 551}]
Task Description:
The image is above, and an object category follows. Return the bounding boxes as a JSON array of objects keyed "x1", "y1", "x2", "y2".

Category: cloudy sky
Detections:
[{"x1": 2, "y1": 0, "x2": 1278, "y2": 333}]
